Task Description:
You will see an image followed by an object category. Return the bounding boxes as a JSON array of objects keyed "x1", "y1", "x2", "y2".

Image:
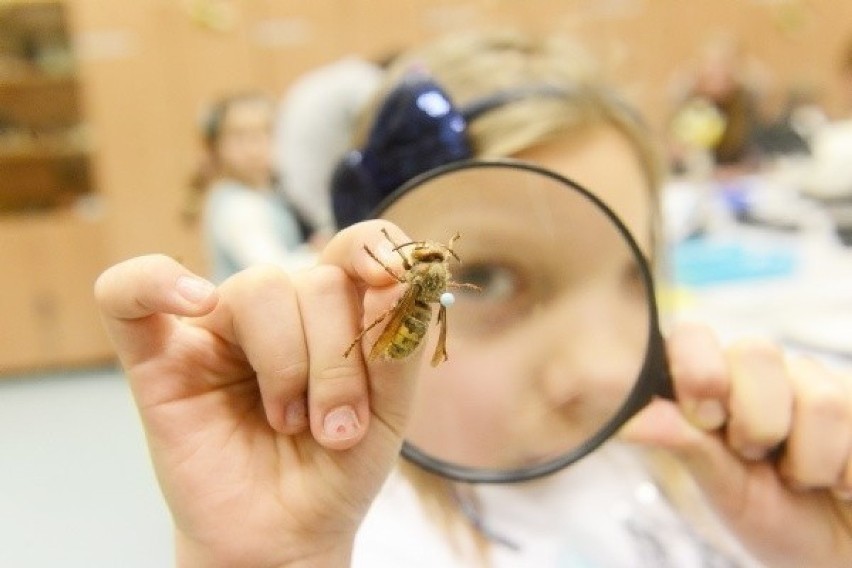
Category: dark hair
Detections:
[{"x1": 200, "y1": 91, "x2": 273, "y2": 152}]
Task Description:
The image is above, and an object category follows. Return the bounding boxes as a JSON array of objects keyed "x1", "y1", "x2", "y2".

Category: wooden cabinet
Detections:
[
  {"x1": 0, "y1": 1, "x2": 91, "y2": 213},
  {"x1": 0, "y1": 213, "x2": 109, "y2": 372},
  {"x1": 0, "y1": 1, "x2": 109, "y2": 374}
]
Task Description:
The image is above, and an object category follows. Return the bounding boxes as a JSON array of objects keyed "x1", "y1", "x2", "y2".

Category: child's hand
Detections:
[
  {"x1": 623, "y1": 323, "x2": 852, "y2": 567},
  {"x1": 95, "y1": 220, "x2": 419, "y2": 568}
]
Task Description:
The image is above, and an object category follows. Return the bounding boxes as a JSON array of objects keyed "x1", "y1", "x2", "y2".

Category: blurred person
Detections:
[
  {"x1": 274, "y1": 55, "x2": 393, "y2": 238},
  {"x1": 669, "y1": 35, "x2": 767, "y2": 172},
  {"x1": 190, "y1": 92, "x2": 318, "y2": 282},
  {"x1": 96, "y1": 31, "x2": 852, "y2": 567},
  {"x1": 751, "y1": 84, "x2": 818, "y2": 158}
]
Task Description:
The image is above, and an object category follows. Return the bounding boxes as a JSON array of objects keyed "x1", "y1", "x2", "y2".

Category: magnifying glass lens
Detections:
[{"x1": 373, "y1": 161, "x2": 666, "y2": 483}]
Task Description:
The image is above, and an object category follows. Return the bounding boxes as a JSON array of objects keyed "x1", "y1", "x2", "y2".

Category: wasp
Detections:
[{"x1": 343, "y1": 228, "x2": 479, "y2": 366}]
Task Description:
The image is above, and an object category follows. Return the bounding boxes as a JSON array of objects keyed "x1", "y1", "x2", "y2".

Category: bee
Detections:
[{"x1": 343, "y1": 228, "x2": 479, "y2": 366}]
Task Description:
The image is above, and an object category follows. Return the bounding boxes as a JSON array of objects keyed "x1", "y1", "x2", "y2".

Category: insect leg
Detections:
[
  {"x1": 431, "y1": 305, "x2": 449, "y2": 367},
  {"x1": 363, "y1": 244, "x2": 406, "y2": 282},
  {"x1": 343, "y1": 306, "x2": 395, "y2": 358},
  {"x1": 448, "y1": 281, "x2": 483, "y2": 292},
  {"x1": 445, "y1": 232, "x2": 462, "y2": 262},
  {"x1": 381, "y1": 228, "x2": 412, "y2": 270}
]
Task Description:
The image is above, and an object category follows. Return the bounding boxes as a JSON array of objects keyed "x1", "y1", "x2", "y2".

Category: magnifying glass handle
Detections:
[
  {"x1": 657, "y1": 369, "x2": 676, "y2": 401},
  {"x1": 648, "y1": 327, "x2": 676, "y2": 402}
]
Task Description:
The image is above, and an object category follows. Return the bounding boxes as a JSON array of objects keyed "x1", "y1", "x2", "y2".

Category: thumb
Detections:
[
  {"x1": 619, "y1": 399, "x2": 755, "y2": 520},
  {"x1": 95, "y1": 254, "x2": 219, "y2": 367},
  {"x1": 620, "y1": 399, "x2": 852, "y2": 566}
]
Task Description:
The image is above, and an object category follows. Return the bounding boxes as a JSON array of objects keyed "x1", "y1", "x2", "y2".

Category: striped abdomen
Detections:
[{"x1": 385, "y1": 300, "x2": 432, "y2": 359}]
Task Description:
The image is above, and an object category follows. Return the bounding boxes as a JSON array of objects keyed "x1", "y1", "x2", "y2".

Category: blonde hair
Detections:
[
  {"x1": 352, "y1": 30, "x2": 670, "y2": 564},
  {"x1": 355, "y1": 29, "x2": 664, "y2": 254},
  {"x1": 358, "y1": 30, "x2": 662, "y2": 181}
]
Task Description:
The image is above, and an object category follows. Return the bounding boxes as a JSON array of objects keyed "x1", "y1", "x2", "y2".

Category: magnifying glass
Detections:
[{"x1": 369, "y1": 160, "x2": 674, "y2": 483}]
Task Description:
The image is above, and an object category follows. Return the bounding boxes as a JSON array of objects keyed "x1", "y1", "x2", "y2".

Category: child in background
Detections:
[
  {"x1": 668, "y1": 35, "x2": 767, "y2": 173},
  {"x1": 190, "y1": 92, "x2": 317, "y2": 282},
  {"x1": 96, "y1": 31, "x2": 852, "y2": 567}
]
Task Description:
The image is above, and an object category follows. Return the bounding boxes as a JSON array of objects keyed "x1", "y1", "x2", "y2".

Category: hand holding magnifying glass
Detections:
[{"x1": 354, "y1": 159, "x2": 852, "y2": 567}]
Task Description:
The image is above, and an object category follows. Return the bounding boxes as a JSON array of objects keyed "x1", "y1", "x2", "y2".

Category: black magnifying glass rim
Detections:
[{"x1": 370, "y1": 158, "x2": 674, "y2": 484}]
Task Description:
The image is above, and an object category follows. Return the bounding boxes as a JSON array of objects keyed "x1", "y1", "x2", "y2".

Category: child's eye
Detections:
[{"x1": 454, "y1": 263, "x2": 520, "y2": 303}]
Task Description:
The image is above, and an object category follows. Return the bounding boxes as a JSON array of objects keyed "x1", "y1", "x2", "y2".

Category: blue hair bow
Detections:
[{"x1": 331, "y1": 74, "x2": 473, "y2": 229}]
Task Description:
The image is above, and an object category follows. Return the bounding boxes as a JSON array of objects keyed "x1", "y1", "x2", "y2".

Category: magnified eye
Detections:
[
  {"x1": 454, "y1": 263, "x2": 521, "y2": 302},
  {"x1": 449, "y1": 262, "x2": 529, "y2": 334}
]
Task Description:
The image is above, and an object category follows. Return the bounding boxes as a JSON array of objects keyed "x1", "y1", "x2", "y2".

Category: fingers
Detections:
[
  {"x1": 625, "y1": 323, "x2": 852, "y2": 495},
  {"x1": 666, "y1": 325, "x2": 795, "y2": 461},
  {"x1": 194, "y1": 263, "x2": 375, "y2": 451},
  {"x1": 98, "y1": 220, "x2": 423, "y2": 455},
  {"x1": 667, "y1": 323, "x2": 729, "y2": 430},
  {"x1": 316, "y1": 220, "x2": 425, "y2": 443},
  {"x1": 780, "y1": 357, "x2": 852, "y2": 488},
  {"x1": 202, "y1": 219, "x2": 422, "y2": 451},
  {"x1": 94, "y1": 254, "x2": 218, "y2": 366},
  {"x1": 725, "y1": 339, "x2": 794, "y2": 460},
  {"x1": 320, "y1": 220, "x2": 411, "y2": 288},
  {"x1": 198, "y1": 266, "x2": 310, "y2": 435},
  {"x1": 293, "y1": 263, "x2": 423, "y2": 452},
  {"x1": 620, "y1": 399, "x2": 750, "y2": 515},
  {"x1": 296, "y1": 265, "x2": 372, "y2": 450}
]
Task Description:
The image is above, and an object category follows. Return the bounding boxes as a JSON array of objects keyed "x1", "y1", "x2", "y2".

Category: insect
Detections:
[{"x1": 343, "y1": 228, "x2": 480, "y2": 366}]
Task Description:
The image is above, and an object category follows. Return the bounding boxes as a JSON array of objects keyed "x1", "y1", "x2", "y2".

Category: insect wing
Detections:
[
  {"x1": 369, "y1": 283, "x2": 420, "y2": 360},
  {"x1": 431, "y1": 305, "x2": 449, "y2": 367}
]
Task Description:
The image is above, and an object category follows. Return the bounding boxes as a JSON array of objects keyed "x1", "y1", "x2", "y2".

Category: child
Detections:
[
  {"x1": 191, "y1": 92, "x2": 316, "y2": 282},
  {"x1": 95, "y1": 31, "x2": 852, "y2": 567}
]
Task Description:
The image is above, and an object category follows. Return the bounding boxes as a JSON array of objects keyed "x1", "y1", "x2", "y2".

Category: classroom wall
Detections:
[{"x1": 3, "y1": 0, "x2": 851, "y2": 372}]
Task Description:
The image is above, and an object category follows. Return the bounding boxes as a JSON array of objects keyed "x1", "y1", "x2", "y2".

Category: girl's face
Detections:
[
  {"x1": 401, "y1": 125, "x2": 654, "y2": 469},
  {"x1": 213, "y1": 98, "x2": 275, "y2": 188}
]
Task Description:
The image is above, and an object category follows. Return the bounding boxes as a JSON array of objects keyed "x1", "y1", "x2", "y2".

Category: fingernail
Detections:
[
  {"x1": 738, "y1": 445, "x2": 767, "y2": 461},
  {"x1": 176, "y1": 275, "x2": 215, "y2": 304},
  {"x1": 688, "y1": 400, "x2": 727, "y2": 431},
  {"x1": 284, "y1": 398, "x2": 307, "y2": 429},
  {"x1": 376, "y1": 241, "x2": 398, "y2": 266},
  {"x1": 323, "y1": 406, "x2": 360, "y2": 440}
]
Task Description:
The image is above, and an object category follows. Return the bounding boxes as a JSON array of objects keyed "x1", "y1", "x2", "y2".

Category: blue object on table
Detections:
[{"x1": 671, "y1": 237, "x2": 797, "y2": 286}]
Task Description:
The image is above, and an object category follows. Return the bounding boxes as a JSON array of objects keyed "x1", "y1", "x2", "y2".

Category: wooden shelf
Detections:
[
  {"x1": 0, "y1": 142, "x2": 88, "y2": 162},
  {"x1": 0, "y1": 139, "x2": 91, "y2": 212},
  {"x1": 0, "y1": 72, "x2": 76, "y2": 90},
  {"x1": 1, "y1": 0, "x2": 149, "y2": 375},
  {"x1": 0, "y1": 0, "x2": 64, "y2": 7}
]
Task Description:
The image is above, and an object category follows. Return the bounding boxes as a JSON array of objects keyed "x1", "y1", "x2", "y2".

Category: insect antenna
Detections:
[
  {"x1": 380, "y1": 227, "x2": 412, "y2": 269},
  {"x1": 391, "y1": 241, "x2": 425, "y2": 251},
  {"x1": 392, "y1": 233, "x2": 463, "y2": 262}
]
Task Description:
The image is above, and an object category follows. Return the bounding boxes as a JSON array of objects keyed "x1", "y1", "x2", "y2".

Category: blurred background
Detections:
[
  {"x1": 2, "y1": 0, "x2": 852, "y2": 374},
  {"x1": 2, "y1": 0, "x2": 852, "y2": 565}
]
